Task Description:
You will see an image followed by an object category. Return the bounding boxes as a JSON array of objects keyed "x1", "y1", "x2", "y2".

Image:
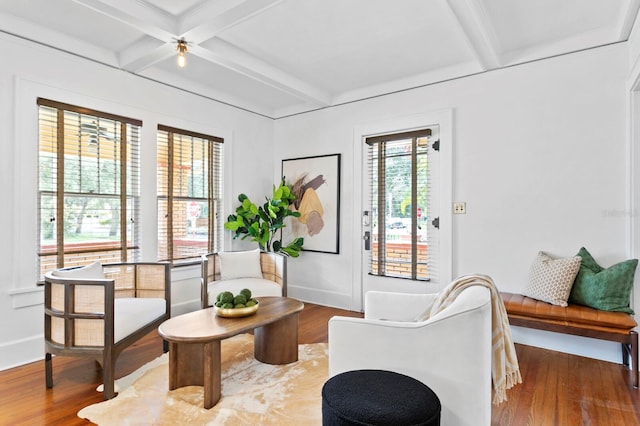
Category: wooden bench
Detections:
[{"x1": 501, "y1": 292, "x2": 638, "y2": 388}]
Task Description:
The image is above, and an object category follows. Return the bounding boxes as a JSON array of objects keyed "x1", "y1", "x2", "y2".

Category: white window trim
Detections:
[{"x1": 352, "y1": 109, "x2": 453, "y2": 311}]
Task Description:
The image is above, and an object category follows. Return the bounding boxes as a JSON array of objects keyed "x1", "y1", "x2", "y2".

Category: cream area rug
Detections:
[{"x1": 78, "y1": 334, "x2": 327, "y2": 425}]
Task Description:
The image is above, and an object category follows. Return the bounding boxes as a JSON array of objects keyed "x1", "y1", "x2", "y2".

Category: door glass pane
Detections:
[{"x1": 369, "y1": 130, "x2": 431, "y2": 280}]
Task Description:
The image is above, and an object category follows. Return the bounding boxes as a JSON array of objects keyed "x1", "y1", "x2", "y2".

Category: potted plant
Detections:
[{"x1": 224, "y1": 178, "x2": 304, "y2": 257}]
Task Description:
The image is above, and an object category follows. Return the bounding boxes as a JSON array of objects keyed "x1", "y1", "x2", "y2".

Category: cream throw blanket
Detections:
[{"x1": 430, "y1": 274, "x2": 522, "y2": 405}]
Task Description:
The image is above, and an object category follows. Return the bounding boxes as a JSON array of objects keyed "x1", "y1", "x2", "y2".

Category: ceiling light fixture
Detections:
[{"x1": 176, "y1": 39, "x2": 188, "y2": 68}]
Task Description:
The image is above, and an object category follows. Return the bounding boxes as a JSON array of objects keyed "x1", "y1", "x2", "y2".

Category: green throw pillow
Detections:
[{"x1": 569, "y1": 247, "x2": 638, "y2": 314}]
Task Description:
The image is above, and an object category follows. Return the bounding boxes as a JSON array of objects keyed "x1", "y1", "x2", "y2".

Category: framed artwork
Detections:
[{"x1": 281, "y1": 153, "x2": 341, "y2": 254}]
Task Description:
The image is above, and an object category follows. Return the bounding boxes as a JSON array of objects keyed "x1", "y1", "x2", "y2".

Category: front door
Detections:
[{"x1": 361, "y1": 126, "x2": 441, "y2": 297}]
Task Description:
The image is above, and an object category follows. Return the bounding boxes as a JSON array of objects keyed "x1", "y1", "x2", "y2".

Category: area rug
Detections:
[{"x1": 78, "y1": 334, "x2": 327, "y2": 425}]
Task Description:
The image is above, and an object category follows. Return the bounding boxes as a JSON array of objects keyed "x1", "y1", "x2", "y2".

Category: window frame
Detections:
[
  {"x1": 366, "y1": 128, "x2": 433, "y2": 281},
  {"x1": 156, "y1": 124, "x2": 224, "y2": 266},
  {"x1": 36, "y1": 97, "x2": 142, "y2": 280}
]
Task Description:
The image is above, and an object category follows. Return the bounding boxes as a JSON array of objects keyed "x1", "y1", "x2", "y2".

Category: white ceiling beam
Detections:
[
  {"x1": 179, "y1": 0, "x2": 285, "y2": 43},
  {"x1": 119, "y1": 41, "x2": 176, "y2": 72},
  {"x1": 83, "y1": 0, "x2": 310, "y2": 108},
  {"x1": 74, "y1": 0, "x2": 290, "y2": 86},
  {"x1": 618, "y1": 0, "x2": 640, "y2": 40},
  {"x1": 190, "y1": 41, "x2": 331, "y2": 106},
  {"x1": 72, "y1": 0, "x2": 176, "y2": 40},
  {"x1": 444, "y1": 0, "x2": 502, "y2": 70},
  {"x1": 177, "y1": 0, "x2": 327, "y2": 106},
  {"x1": 178, "y1": 0, "x2": 246, "y2": 36},
  {"x1": 73, "y1": 0, "x2": 182, "y2": 71}
]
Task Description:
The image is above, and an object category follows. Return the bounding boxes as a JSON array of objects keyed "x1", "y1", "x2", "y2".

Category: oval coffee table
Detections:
[{"x1": 158, "y1": 296, "x2": 304, "y2": 409}]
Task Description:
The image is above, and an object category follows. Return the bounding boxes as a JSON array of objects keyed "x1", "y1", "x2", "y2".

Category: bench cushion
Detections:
[{"x1": 501, "y1": 292, "x2": 637, "y2": 331}]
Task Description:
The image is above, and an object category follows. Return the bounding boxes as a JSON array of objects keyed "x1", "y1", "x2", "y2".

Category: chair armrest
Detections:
[
  {"x1": 328, "y1": 316, "x2": 423, "y2": 376},
  {"x1": 365, "y1": 291, "x2": 437, "y2": 321},
  {"x1": 201, "y1": 253, "x2": 217, "y2": 308},
  {"x1": 328, "y1": 310, "x2": 490, "y2": 377},
  {"x1": 44, "y1": 274, "x2": 116, "y2": 347},
  {"x1": 259, "y1": 251, "x2": 287, "y2": 296}
]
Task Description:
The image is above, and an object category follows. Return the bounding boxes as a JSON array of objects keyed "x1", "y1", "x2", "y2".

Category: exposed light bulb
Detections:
[{"x1": 176, "y1": 39, "x2": 188, "y2": 68}]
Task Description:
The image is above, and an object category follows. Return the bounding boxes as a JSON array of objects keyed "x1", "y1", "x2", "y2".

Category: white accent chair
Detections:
[
  {"x1": 44, "y1": 262, "x2": 170, "y2": 400},
  {"x1": 201, "y1": 250, "x2": 287, "y2": 309},
  {"x1": 328, "y1": 286, "x2": 492, "y2": 426}
]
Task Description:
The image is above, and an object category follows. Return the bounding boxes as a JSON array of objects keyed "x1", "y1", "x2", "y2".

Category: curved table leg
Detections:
[
  {"x1": 168, "y1": 340, "x2": 222, "y2": 409},
  {"x1": 254, "y1": 313, "x2": 299, "y2": 364}
]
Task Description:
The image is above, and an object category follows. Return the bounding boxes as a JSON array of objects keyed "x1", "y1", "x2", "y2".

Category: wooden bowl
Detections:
[{"x1": 214, "y1": 302, "x2": 259, "y2": 318}]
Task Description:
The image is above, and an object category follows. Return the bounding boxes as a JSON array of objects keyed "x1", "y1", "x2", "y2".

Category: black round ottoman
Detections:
[{"x1": 322, "y1": 369, "x2": 441, "y2": 426}]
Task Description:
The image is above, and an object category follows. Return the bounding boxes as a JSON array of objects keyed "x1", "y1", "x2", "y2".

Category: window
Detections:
[
  {"x1": 157, "y1": 125, "x2": 223, "y2": 265},
  {"x1": 37, "y1": 98, "x2": 141, "y2": 279},
  {"x1": 366, "y1": 128, "x2": 439, "y2": 280}
]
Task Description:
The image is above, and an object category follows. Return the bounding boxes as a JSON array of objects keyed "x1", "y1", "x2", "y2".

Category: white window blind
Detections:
[
  {"x1": 37, "y1": 98, "x2": 141, "y2": 280},
  {"x1": 157, "y1": 125, "x2": 223, "y2": 265},
  {"x1": 366, "y1": 127, "x2": 439, "y2": 281}
]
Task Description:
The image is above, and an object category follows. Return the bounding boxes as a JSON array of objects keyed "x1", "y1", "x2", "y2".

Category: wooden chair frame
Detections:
[{"x1": 44, "y1": 262, "x2": 171, "y2": 400}]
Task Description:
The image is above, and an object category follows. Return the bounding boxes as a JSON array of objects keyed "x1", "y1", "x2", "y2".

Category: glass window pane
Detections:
[
  {"x1": 157, "y1": 126, "x2": 223, "y2": 264},
  {"x1": 37, "y1": 100, "x2": 141, "y2": 279}
]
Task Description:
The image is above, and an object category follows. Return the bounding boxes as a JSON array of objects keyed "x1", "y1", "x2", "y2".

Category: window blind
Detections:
[
  {"x1": 37, "y1": 98, "x2": 141, "y2": 280},
  {"x1": 157, "y1": 125, "x2": 223, "y2": 265},
  {"x1": 365, "y1": 127, "x2": 439, "y2": 281}
]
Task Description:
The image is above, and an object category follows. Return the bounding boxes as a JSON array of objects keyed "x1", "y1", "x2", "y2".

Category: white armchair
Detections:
[{"x1": 328, "y1": 286, "x2": 492, "y2": 426}]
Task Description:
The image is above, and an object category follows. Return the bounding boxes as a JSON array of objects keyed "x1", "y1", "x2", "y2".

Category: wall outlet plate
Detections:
[{"x1": 453, "y1": 202, "x2": 466, "y2": 214}]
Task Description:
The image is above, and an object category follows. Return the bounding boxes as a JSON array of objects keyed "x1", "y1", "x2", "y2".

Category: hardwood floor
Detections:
[
  {"x1": 492, "y1": 342, "x2": 640, "y2": 425},
  {"x1": 1, "y1": 303, "x2": 639, "y2": 425}
]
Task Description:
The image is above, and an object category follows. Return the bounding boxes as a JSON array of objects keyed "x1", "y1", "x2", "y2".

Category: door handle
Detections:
[{"x1": 363, "y1": 231, "x2": 370, "y2": 250}]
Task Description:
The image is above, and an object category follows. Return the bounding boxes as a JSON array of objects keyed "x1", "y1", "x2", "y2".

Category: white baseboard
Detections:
[
  {"x1": 0, "y1": 334, "x2": 43, "y2": 371},
  {"x1": 288, "y1": 285, "x2": 358, "y2": 312}
]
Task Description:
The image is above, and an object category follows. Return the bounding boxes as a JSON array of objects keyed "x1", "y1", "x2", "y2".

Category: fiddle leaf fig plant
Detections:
[{"x1": 224, "y1": 178, "x2": 304, "y2": 257}]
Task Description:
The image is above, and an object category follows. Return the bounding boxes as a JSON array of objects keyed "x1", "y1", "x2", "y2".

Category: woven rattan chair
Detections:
[
  {"x1": 201, "y1": 251, "x2": 287, "y2": 309},
  {"x1": 44, "y1": 262, "x2": 170, "y2": 400}
]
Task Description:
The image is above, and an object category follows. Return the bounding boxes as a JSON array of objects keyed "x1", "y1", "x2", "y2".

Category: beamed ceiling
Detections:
[{"x1": 0, "y1": 0, "x2": 638, "y2": 118}]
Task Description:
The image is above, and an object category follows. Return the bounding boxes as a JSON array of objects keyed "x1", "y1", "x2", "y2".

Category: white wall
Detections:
[
  {"x1": 275, "y1": 43, "x2": 631, "y2": 363},
  {"x1": 0, "y1": 31, "x2": 634, "y2": 369},
  {"x1": 0, "y1": 32, "x2": 274, "y2": 370}
]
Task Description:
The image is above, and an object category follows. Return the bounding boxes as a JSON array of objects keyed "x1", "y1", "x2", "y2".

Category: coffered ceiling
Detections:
[{"x1": 0, "y1": 0, "x2": 638, "y2": 118}]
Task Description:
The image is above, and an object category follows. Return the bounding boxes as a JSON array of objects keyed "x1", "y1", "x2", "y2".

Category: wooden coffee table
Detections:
[{"x1": 157, "y1": 296, "x2": 304, "y2": 409}]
